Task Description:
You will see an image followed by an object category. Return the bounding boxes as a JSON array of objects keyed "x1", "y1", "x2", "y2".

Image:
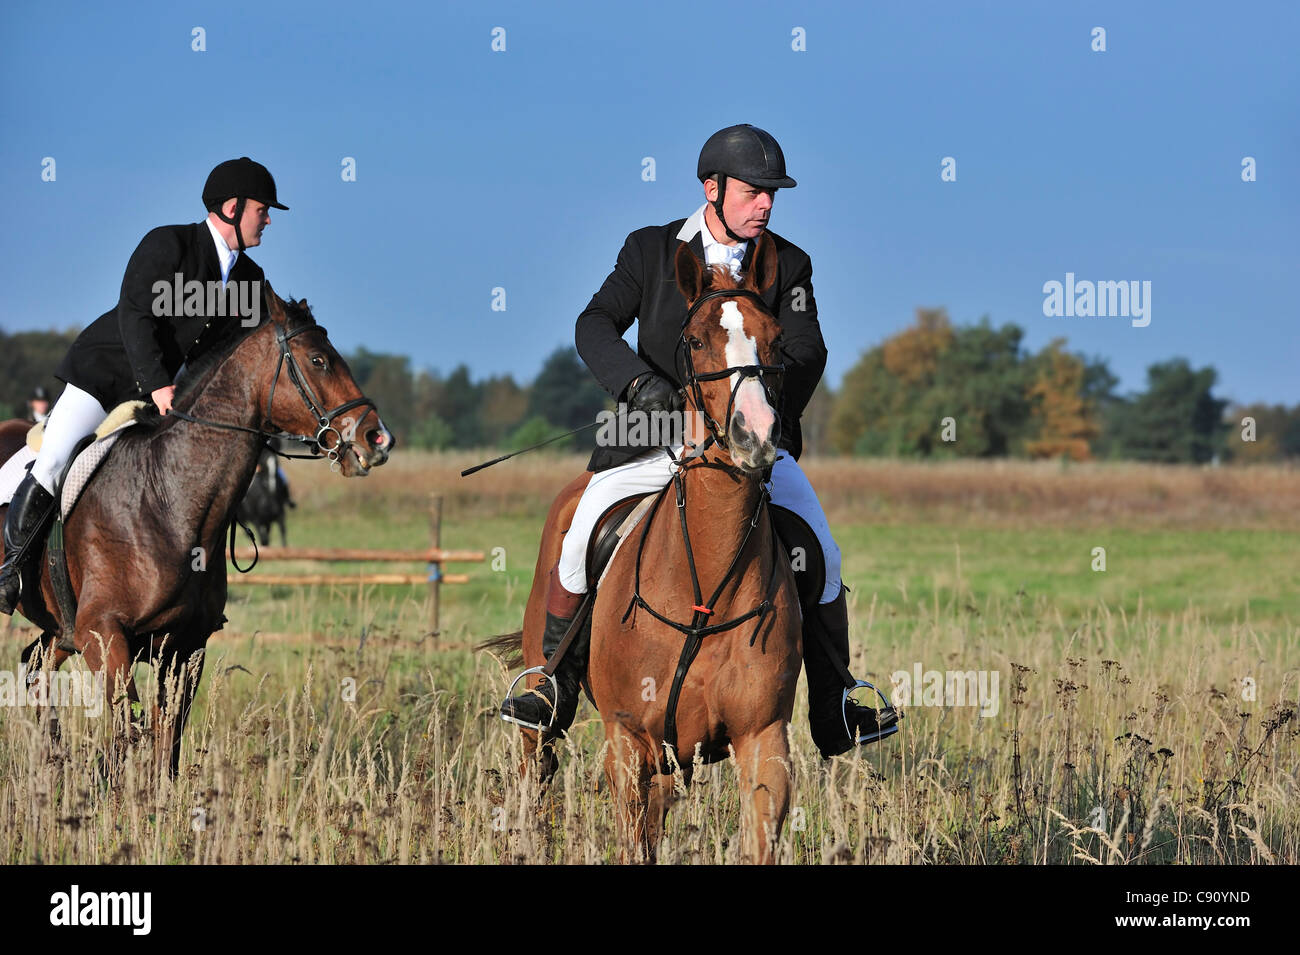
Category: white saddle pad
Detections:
[
  {"x1": 0, "y1": 412, "x2": 143, "y2": 519},
  {"x1": 0, "y1": 447, "x2": 36, "y2": 507}
]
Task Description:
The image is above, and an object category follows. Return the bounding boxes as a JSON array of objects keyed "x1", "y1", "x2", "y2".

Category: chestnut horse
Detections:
[
  {"x1": 0, "y1": 285, "x2": 392, "y2": 772},
  {"x1": 496, "y1": 236, "x2": 800, "y2": 862}
]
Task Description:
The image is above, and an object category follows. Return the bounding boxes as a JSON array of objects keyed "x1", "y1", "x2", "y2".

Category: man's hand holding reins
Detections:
[
  {"x1": 627, "y1": 374, "x2": 683, "y2": 416},
  {"x1": 152, "y1": 385, "x2": 176, "y2": 415}
]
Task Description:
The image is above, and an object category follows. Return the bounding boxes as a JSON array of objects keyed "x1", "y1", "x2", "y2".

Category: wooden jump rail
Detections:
[{"x1": 226, "y1": 494, "x2": 479, "y2": 634}]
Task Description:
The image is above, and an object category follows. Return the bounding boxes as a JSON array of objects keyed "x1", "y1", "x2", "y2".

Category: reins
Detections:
[
  {"x1": 614, "y1": 284, "x2": 789, "y2": 770},
  {"x1": 621, "y1": 443, "x2": 784, "y2": 772},
  {"x1": 167, "y1": 318, "x2": 380, "y2": 574}
]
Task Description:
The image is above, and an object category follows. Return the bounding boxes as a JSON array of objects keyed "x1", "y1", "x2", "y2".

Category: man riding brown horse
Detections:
[
  {"x1": 501, "y1": 124, "x2": 899, "y2": 758},
  {"x1": 0, "y1": 157, "x2": 286, "y2": 615}
]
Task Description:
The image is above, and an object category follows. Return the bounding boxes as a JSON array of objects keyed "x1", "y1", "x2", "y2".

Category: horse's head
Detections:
[
  {"x1": 258, "y1": 282, "x2": 394, "y2": 476},
  {"x1": 674, "y1": 234, "x2": 784, "y2": 473}
]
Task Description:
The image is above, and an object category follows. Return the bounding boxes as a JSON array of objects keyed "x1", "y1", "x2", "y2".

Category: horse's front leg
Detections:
[
  {"x1": 604, "y1": 724, "x2": 656, "y2": 863},
  {"x1": 152, "y1": 638, "x2": 207, "y2": 776},
  {"x1": 732, "y1": 720, "x2": 792, "y2": 864},
  {"x1": 77, "y1": 620, "x2": 142, "y2": 771},
  {"x1": 20, "y1": 634, "x2": 73, "y2": 745}
]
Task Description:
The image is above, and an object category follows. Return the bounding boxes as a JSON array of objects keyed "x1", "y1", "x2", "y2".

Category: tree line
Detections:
[{"x1": 1, "y1": 316, "x2": 1294, "y2": 462}]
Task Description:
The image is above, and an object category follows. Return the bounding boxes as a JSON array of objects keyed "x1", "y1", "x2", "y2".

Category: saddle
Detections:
[
  {"x1": 0, "y1": 400, "x2": 149, "y2": 518},
  {"x1": 580, "y1": 492, "x2": 825, "y2": 610},
  {"x1": 559, "y1": 488, "x2": 824, "y2": 711},
  {"x1": 1, "y1": 400, "x2": 149, "y2": 652}
]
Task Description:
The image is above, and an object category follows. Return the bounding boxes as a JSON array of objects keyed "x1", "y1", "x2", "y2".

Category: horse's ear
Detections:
[
  {"x1": 674, "y1": 241, "x2": 706, "y2": 305},
  {"x1": 264, "y1": 281, "x2": 287, "y2": 325},
  {"x1": 743, "y1": 233, "x2": 779, "y2": 295}
]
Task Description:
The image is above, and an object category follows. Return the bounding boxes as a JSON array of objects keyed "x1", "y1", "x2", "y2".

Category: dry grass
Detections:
[
  {"x1": 0, "y1": 454, "x2": 1295, "y2": 864},
  {"x1": 315, "y1": 450, "x2": 1300, "y2": 530},
  {"x1": 2, "y1": 593, "x2": 1294, "y2": 865}
]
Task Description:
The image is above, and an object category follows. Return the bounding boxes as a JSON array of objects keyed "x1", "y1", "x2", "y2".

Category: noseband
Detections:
[
  {"x1": 170, "y1": 320, "x2": 380, "y2": 464},
  {"x1": 678, "y1": 287, "x2": 785, "y2": 453}
]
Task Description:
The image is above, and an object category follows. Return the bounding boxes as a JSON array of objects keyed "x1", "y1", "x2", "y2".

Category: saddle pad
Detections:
[
  {"x1": 0, "y1": 446, "x2": 37, "y2": 507},
  {"x1": 26, "y1": 400, "x2": 149, "y2": 454},
  {"x1": 594, "y1": 492, "x2": 660, "y2": 590},
  {"x1": 60, "y1": 427, "x2": 132, "y2": 520}
]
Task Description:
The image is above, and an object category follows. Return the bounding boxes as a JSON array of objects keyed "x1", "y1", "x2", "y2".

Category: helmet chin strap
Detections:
[
  {"x1": 215, "y1": 196, "x2": 249, "y2": 252},
  {"x1": 710, "y1": 174, "x2": 748, "y2": 245}
]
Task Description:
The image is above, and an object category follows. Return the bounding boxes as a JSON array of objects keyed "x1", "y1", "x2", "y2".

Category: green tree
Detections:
[
  {"x1": 830, "y1": 308, "x2": 953, "y2": 455},
  {"x1": 1223, "y1": 402, "x2": 1300, "y2": 462},
  {"x1": 440, "y1": 365, "x2": 485, "y2": 447},
  {"x1": 522, "y1": 347, "x2": 610, "y2": 450},
  {"x1": 0, "y1": 327, "x2": 79, "y2": 417},
  {"x1": 1109, "y1": 359, "x2": 1228, "y2": 463},
  {"x1": 927, "y1": 318, "x2": 1033, "y2": 457},
  {"x1": 344, "y1": 347, "x2": 414, "y2": 444}
]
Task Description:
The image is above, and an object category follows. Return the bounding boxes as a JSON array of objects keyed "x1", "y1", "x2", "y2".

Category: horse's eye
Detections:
[
  {"x1": 688, "y1": 338, "x2": 704, "y2": 351},
  {"x1": 310, "y1": 355, "x2": 327, "y2": 369}
]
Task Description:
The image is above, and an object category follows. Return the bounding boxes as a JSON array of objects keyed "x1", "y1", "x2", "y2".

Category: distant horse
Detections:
[
  {"x1": 237, "y1": 444, "x2": 293, "y2": 546},
  {"x1": 493, "y1": 236, "x2": 800, "y2": 862},
  {"x1": 0, "y1": 284, "x2": 392, "y2": 773}
]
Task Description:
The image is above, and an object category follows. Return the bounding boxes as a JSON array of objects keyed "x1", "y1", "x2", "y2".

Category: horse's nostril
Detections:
[{"x1": 367, "y1": 428, "x2": 388, "y2": 449}]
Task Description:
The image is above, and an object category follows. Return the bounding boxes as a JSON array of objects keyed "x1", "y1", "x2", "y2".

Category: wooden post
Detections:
[{"x1": 428, "y1": 494, "x2": 443, "y2": 637}]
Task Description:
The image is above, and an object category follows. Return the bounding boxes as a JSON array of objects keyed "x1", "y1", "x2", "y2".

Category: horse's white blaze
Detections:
[{"x1": 718, "y1": 302, "x2": 776, "y2": 443}]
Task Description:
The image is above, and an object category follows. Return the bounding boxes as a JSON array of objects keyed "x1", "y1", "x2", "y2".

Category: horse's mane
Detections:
[
  {"x1": 135, "y1": 296, "x2": 317, "y2": 428},
  {"x1": 704, "y1": 263, "x2": 743, "y2": 291}
]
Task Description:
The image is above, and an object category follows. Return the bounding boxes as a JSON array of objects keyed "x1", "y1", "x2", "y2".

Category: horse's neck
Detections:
[
  {"x1": 152, "y1": 349, "x2": 268, "y2": 543},
  {"x1": 667, "y1": 462, "x2": 769, "y2": 595}
]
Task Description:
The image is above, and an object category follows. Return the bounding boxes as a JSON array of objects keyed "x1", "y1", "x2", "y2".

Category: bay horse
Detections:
[
  {"x1": 493, "y1": 235, "x2": 801, "y2": 863},
  {"x1": 0, "y1": 284, "x2": 392, "y2": 773}
]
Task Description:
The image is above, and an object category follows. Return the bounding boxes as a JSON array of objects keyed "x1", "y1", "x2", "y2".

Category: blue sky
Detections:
[{"x1": 2, "y1": 0, "x2": 1296, "y2": 405}]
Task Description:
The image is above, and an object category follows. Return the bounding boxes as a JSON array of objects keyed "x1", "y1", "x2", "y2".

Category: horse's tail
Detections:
[{"x1": 476, "y1": 630, "x2": 524, "y2": 669}]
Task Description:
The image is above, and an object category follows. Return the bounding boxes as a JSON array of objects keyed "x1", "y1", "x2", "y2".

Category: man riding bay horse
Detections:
[
  {"x1": 502, "y1": 124, "x2": 899, "y2": 758},
  {"x1": 0, "y1": 157, "x2": 287, "y2": 615}
]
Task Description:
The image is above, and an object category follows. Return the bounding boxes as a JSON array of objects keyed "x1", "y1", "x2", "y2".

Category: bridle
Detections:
[
  {"x1": 620, "y1": 286, "x2": 789, "y2": 769},
  {"x1": 169, "y1": 319, "x2": 381, "y2": 466},
  {"x1": 169, "y1": 318, "x2": 384, "y2": 574},
  {"x1": 677, "y1": 286, "x2": 785, "y2": 454}
]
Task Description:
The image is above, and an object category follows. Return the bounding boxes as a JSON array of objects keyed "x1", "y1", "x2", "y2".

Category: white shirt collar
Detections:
[
  {"x1": 205, "y1": 216, "x2": 239, "y2": 284},
  {"x1": 679, "y1": 204, "x2": 747, "y2": 275}
]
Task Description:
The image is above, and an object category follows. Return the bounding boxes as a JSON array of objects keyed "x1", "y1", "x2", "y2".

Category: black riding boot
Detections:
[
  {"x1": 0, "y1": 473, "x2": 56, "y2": 615},
  {"x1": 804, "y1": 585, "x2": 900, "y2": 758},
  {"x1": 500, "y1": 570, "x2": 588, "y2": 734}
]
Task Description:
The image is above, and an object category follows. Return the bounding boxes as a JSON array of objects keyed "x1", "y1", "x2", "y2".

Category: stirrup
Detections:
[
  {"x1": 500, "y1": 666, "x2": 559, "y2": 733},
  {"x1": 844, "y1": 679, "x2": 901, "y2": 745}
]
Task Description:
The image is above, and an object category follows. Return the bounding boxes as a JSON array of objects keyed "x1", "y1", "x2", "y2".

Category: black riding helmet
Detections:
[
  {"x1": 202, "y1": 157, "x2": 289, "y2": 253},
  {"x1": 697, "y1": 125, "x2": 796, "y2": 243}
]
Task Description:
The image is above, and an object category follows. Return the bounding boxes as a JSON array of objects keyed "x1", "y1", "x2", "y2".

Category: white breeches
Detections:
[
  {"x1": 557, "y1": 447, "x2": 842, "y2": 604},
  {"x1": 30, "y1": 384, "x2": 108, "y2": 494}
]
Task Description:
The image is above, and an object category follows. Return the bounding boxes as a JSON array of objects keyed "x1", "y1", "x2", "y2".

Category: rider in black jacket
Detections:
[{"x1": 0, "y1": 158, "x2": 286, "y2": 615}]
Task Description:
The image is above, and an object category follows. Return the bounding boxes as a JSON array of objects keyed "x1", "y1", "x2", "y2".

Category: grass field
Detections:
[{"x1": 1, "y1": 453, "x2": 1296, "y2": 864}]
